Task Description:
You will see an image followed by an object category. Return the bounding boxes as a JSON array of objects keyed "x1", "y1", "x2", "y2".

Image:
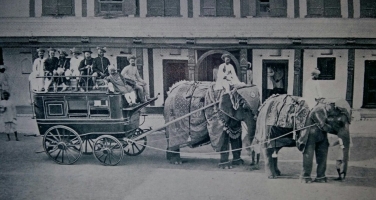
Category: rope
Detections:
[{"x1": 126, "y1": 123, "x2": 317, "y2": 155}]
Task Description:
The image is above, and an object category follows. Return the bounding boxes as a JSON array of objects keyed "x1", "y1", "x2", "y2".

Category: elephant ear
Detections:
[
  {"x1": 232, "y1": 85, "x2": 261, "y2": 116},
  {"x1": 219, "y1": 93, "x2": 245, "y2": 121},
  {"x1": 327, "y1": 98, "x2": 352, "y2": 124}
]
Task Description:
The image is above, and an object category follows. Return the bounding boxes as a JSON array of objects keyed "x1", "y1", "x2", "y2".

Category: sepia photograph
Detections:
[{"x1": 0, "y1": 0, "x2": 376, "y2": 199}]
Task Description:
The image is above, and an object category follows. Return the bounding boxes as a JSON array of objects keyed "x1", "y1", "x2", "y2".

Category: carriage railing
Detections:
[{"x1": 33, "y1": 75, "x2": 108, "y2": 93}]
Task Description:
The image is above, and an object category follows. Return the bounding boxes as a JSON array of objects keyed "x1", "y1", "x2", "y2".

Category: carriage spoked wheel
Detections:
[
  {"x1": 43, "y1": 125, "x2": 83, "y2": 165},
  {"x1": 93, "y1": 135, "x2": 124, "y2": 166},
  {"x1": 82, "y1": 135, "x2": 95, "y2": 155},
  {"x1": 123, "y1": 128, "x2": 147, "y2": 156}
]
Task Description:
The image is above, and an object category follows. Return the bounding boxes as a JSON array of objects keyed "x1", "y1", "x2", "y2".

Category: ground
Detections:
[{"x1": 0, "y1": 116, "x2": 376, "y2": 200}]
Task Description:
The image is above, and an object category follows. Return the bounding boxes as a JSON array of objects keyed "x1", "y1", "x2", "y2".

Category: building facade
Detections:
[{"x1": 1, "y1": 0, "x2": 376, "y2": 115}]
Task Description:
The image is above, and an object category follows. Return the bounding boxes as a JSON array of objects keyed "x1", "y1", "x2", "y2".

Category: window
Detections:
[
  {"x1": 147, "y1": 0, "x2": 180, "y2": 17},
  {"x1": 317, "y1": 58, "x2": 336, "y2": 80},
  {"x1": 306, "y1": 0, "x2": 341, "y2": 18},
  {"x1": 42, "y1": 0, "x2": 74, "y2": 16},
  {"x1": 240, "y1": 0, "x2": 286, "y2": 17},
  {"x1": 45, "y1": 101, "x2": 65, "y2": 117},
  {"x1": 95, "y1": 0, "x2": 137, "y2": 16},
  {"x1": 201, "y1": 0, "x2": 234, "y2": 17},
  {"x1": 360, "y1": 0, "x2": 376, "y2": 18}
]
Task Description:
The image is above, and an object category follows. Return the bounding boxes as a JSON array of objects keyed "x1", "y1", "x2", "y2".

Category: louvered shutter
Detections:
[
  {"x1": 360, "y1": 0, "x2": 376, "y2": 18},
  {"x1": 201, "y1": 0, "x2": 216, "y2": 16},
  {"x1": 42, "y1": 0, "x2": 58, "y2": 15},
  {"x1": 147, "y1": 0, "x2": 164, "y2": 16},
  {"x1": 216, "y1": 0, "x2": 233, "y2": 16},
  {"x1": 57, "y1": 0, "x2": 74, "y2": 15},
  {"x1": 240, "y1": 0, "x2": 249, "y2": 17},
  {"x1": 307, "y1": 0, "x2": 323, "y2": 17},
  {"x1": 164, "y1": 0, "x2": 180, "y2": 16},
  {"x1": 324, "y1": 0, "x2": 341, "y2": 17},
  {"x1": 270, "y1": 0, "x2": 287, "y2": 17}
]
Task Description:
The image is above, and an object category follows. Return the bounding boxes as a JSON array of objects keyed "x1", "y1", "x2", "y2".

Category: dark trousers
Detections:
[
  {"x1": 302, "y1": 134, "x2": 329, "y2": 179},
  {"x1": 219, "y1": 132, "x2": 242, "y2": 163}
]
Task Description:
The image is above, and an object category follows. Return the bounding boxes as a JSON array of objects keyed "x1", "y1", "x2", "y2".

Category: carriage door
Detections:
[
  {"x1": 262, "y1": 60, "x2": 288, "y2": 102},
  {"x1": 363, "y1": 60, "x2": 376, "y2": 108},
  {"x1": 163, "y1": 60, "x2": 188, "y2": 100}
]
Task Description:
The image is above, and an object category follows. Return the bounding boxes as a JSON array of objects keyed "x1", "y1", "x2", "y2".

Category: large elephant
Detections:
[
  {"x1": 254, "y1": 94, "x2": 351, "y2": 181},
  {"x1": 164, "y1": 81, "x2": 260, "y2": 168}
]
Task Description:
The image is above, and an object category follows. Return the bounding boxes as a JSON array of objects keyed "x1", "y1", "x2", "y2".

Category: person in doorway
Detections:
[
  {"x1": 266, "y1": 66, "x2": 275, "y2": 99},
  {"x1": 104, "y1": 65, "x2": 137, "y2": 106},
  {"x1": 212, "y1": 59, "x2": 221, "y2": 81},
  {"x1": 78, "y1": 49, "x2": 94, "y2": 92},
  {"x1": 65, "y1": 47, "x2": 83, "y2": 92},
  {"x1": 121, "y1": 55, "x2": 150, "y2": 103},
  {"x1": 304, "y1": 68, "x2": 324, "y2": 109},
  {"x1": 56, "y1": 50, "x2": 70, "y2": 92},
  {"x1": 246, "y1": 62, "x2": 253, "y2": 85},
  {"x1": 0, "y1": 65, "x2": 9, "y2": 99},
  {"x1": 43, "y1": 48, "x2": 59, "y2": 92},
  {"x1": 0, "y1": 91, "x2": 19, "y2": 141},
  {"x1": 92, "y1": 47, "x2": 110, "y2": 90},
  {"x1": 29, "y1": 48, "x2": 46, "y2": 92},
  {"x1": 273, "y1": 68, "x2": 284, "y2": 94},
  {"x1": 214, "y1": 54, "x2": 242, "y2": 92}
]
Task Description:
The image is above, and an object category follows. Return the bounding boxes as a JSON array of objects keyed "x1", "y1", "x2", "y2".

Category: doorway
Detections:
[
  {"x1": 262, "y1": 60, "x2": 289, "y2": 102},
  {"x1": 363, "y1": 60, "x2": 376, "y2": 108},
  {"x1": 163, "y1": 60, "x2": 188, "y2": 100}
]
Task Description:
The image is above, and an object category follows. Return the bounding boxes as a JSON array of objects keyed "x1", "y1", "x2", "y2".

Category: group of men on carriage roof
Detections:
[{"x1": 29, "y1": 47, "x2": 151, "y2": 104}]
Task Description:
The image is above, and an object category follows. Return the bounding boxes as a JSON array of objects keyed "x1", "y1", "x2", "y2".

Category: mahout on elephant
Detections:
[
  {"x1": 253, "y1": 94, "x2": 351, "y2": 182},
  {"x1": 164, "y1": 81, "x2": 260, "y2": 169}
]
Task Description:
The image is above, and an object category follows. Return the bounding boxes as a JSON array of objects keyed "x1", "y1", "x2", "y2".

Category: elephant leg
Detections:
[
  {"x1": 313, "y1": 138, "x2": 329, "y2": 183},
  {"x1": 273, "y1": 147, "x2": 282, "y2": 176},
  {"x1": 231, "y1": 135, "x2": 244, "y2": 165},
  {"x1": 167, "y1": 148, "x2": 182, "y2": 165},
  {"x1": 263, "y1": 147, "x2": 277, "y2": 179},
  {"x1": 218, "y1": 133, "x2": 232, "y2": 169}
]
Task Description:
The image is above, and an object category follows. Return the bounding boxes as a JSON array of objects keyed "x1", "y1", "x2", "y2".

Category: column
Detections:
[
  {"x1": 293, "y1": 49, "x2": 303, "y2": 96},
  {"x1": 299, "y1": 0, "x2": 307, "y2": 18},
  {"x1": 75, "y1": 0, "x2": 82, "y2": 17},
  {"x1": 192, "y1": 0, "x2": 200, "y2": 18},
  {"x1": 341, "y1": 0, "x2": 349, "y2": 18},
  {"x1": 87, "y1": 0, "x2": 95, "y2": 17},
  {"x1": 139, "y1": 0, "x2": 147, "y2": 17},
  {"x1": 188, "y1": 49, "x2": 195, "y2": 81},
  {"x1": 136, "y1": 48, "x2": 144, "y2": 78},
  {"x1": 346, "y1": 49, "x2": 355, "y2": 107},
  {"x1": 180, "y1": 0, "x2": 188, "y2": 17},
  {"x1": 287, "y1": 0, "x2": 295, "y2": 18},
  {"x1": 240, "y1": 49, "x2": 248, "y2": 82},
  {"x1": 353, "y1": 0, "x2": 360, "y2": 18},
  {"x1": 35, "y1": 0, "x2": 42, "y2": 17},
  {"x1": 234, "y1": 0, "x2": 241, "y2": 18}
]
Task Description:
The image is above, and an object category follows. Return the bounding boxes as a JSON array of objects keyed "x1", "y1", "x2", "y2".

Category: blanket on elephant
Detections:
[
  {"x1": 164, "y1": 82, "x2": 212, "y2": 148},
  {"x1": 255, "y1": 94, "x2": 310, "y2": 148}
]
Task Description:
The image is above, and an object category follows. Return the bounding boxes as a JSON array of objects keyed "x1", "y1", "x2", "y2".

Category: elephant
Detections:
[
  {"x1": 164, "y1": 81, "x2": 260, "y2": 168},
  {"x1": 253, "y1": 94, "x2": 351, "y2": 181}
]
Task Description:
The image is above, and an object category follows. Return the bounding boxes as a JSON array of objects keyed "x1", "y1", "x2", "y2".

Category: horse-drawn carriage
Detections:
[{"x1": 32, "y1": 87, "x2": 157, "y2": 166}]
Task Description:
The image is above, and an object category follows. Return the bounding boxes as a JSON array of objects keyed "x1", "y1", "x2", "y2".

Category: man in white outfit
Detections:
[
  {"x1": 29, "y1": 48, "x2": 46, "y2": 92},
  {"x1": 65, "y1": 47, "x2": 83, "y2": 91},
  {"x1": 304, "y1": 68, "x2": 324, "y2": 109},
  {"x1": 214, "y1": 54, "x2": 242, "y2": 92}
]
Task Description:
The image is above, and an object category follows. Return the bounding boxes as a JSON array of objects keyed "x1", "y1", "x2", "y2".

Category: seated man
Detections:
[
  {"x1": 92, "y1": 47, "x2": 110, "y2": 90},
  {"x1": 65, "y1": 47, "x2": 83, "y2": 92},
  {"x1": 44, "y1": 48, "x2": 59, "y2": 92},
  {"x1": 56, "y1": 50, "x2": 70, "y2": 92},
  {"x1": 104, "y1": 65, "x2": 137, "y2": 106},
  {"x1": 121, "y1": 56, "x2": 149, "y2": 103},
  {"x1": 78, "y1": 49, "x2": 94, "y2": 92}
]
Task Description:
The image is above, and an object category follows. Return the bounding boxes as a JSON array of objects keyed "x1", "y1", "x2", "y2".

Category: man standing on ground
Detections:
[{"x1": 121, "y1": 56, "x2": 150, "y2": 103}]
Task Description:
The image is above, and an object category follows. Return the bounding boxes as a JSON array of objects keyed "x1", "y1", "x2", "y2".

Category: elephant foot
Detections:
[
  {"x1": 250, "y1": 161, "x2": 255, "y2": 166},
  {"x1": 312, "y1": 177, "x2": 327, "y2": 183},
  {"x1": 334, "y1": 177, "x2": 342, "y2": 181},
  {"x1": 301, "y1": 177, "x2": 313, "y2": 183},
  {"x1": 218, "y1": 161, "x2": 233, "y2": 169},
  {"x1": 232, "y1": 158, "x2": 244, "y2": 165}
]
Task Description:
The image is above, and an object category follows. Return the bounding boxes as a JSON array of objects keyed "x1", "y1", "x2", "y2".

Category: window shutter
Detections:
[
  {"x1": 201, "y1": 0, "x2": 216, "y2": 16},
  {"x1": 240, "y1": 0, "x2": 249, "y2": 17},
  {"x1": 249, "y1": 0, "x2": 257, "y2": 16},
  {"x1": 123, "y1": 0, "x2": 136, "y2": 16},
  {"x1": 147, "y1": 0, "x2": 164, "y2": 16},
  {"x1": 360, "y1": 0, "x2": 376, "y2": 18},
  {"x1": 307, "y1": 0, "x2": 323, "y2": 17},
  {"x1": 324, "y1": 0, "x2": 341, "y2": 17},
  {"x1": 164, "y1": 0, "x2": 180, "y2": 16},
  {"x1": 216, "y1": 0, "x2": 233, "y2": 16},
  {"x1": 270, "y1": 0, "x2": 287, "y2": 17},
  {"x1": 57, "y1": 0, "x2": 74, "y2": 15},
  {"x1": 42, "y1": 0, "x2": 58, "y2": 15}
]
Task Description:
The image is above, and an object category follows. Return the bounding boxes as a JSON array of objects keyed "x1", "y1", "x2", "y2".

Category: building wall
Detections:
[
  {"x1": 302, "y1": 49, "x2": 349, "y2": 101},
  {"x1": 353, "y1": 49, "x2": 376, "y2": 109},
  {"x1": 252, "y1": 49, "x2": 295, "y2": 99},
  {"x1": 0, "y1": 0, "x2": 30, "y2": 17},
  {"x1": 152, "y1": 48, "x2": 189, "y2": 106}
]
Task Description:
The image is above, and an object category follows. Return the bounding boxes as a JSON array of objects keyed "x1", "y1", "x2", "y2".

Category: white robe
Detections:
[
  {"x1": 214, "y1": 63, "x2": 241, "y2": 92},
  {"x1": 303, "y1": 78, "x2": 323, "y2": 109},
  {"x1": 29, "y1": 58, "x2": 45, "y2": 91}
]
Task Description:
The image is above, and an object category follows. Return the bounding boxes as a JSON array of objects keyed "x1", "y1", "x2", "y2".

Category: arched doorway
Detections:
[{"x1": 196, "y1": 50, "x2": 240, "y2": 81}]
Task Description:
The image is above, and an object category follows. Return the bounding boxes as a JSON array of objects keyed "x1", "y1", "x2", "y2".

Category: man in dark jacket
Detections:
[
  {"x1": 78, "y1": 49, "x2": 94, "y2": 92},
  {"x1": 57, "y1": 50, "x2": 70, "y2": 92},
  {"x1": 92, "y1": 47, "x2": 110, "y2": 90},
  {"x1": 44, "y1": 48, "x2": 59, "y2": 92}
]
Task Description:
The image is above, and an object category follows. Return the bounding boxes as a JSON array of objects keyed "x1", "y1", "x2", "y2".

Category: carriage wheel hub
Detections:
[
  {"x1": 103, "y1": 148, "x2": 111, "y2": 155},
  {"x1": 57, "y1": 142, "x2": 67, "y2": 150}
]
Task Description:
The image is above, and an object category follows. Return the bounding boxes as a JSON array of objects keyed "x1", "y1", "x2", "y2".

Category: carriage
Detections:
[{"x1": 32, "y1": 86, "x2": 157, "y2": 166}]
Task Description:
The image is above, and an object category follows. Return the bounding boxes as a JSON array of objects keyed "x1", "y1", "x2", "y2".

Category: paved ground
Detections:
[{"x1": 0, "y1": 115, "x2": 375, "y2": 200}]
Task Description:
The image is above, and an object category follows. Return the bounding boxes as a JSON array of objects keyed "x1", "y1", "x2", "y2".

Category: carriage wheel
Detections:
[
  {"x1": 93, "y1": 135, "x2": 124, "y2": 166},
  {"x1": 82, "y1": 135, "x2": 95, "y2": 155},
  {"x1": 123, "y1": 128, "x2": 147, "y2": 156},
  {"x1": 43, "y1": 125, "x2": 82, "y2": 165}
]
